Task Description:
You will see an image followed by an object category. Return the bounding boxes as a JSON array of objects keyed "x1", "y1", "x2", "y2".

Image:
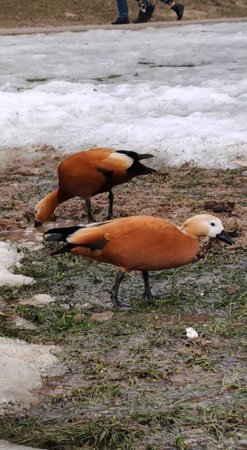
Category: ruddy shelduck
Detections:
[
  {"x1": 44, "y1": 214, "x2": 234, "y2": 308},
  {"x1": 34, "y1": 147, "x2": 155, "y2": 226}
]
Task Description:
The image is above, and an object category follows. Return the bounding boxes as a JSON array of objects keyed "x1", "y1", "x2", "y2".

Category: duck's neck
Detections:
[
  {"x1": 179, "y1": 227, "x2": 201, "y2": 259},
  {"x1": 44, "y1": 189, "x2": 60, "y2": 219}
]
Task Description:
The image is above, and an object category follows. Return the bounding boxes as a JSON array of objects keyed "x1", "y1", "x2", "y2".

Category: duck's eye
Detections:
[{"x1": 210, "y1": 222, "x2": 215, "y2": 226}]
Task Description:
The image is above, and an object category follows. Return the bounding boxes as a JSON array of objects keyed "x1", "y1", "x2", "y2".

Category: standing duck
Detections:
[
  {"x1": 44, "y1": 214, "x2": 234, "y2": 308},
  {"x1": 34, "y1": 147, "x2": 155, "y2": 226}
]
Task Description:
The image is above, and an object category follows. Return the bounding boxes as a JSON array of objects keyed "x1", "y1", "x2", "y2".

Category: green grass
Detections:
[
  {"x1": 0, "y1": 252, "x2": 246, "y2": 447},
  {"x1": 0, "y1": 398, "x2": 246, "y2": 449}
]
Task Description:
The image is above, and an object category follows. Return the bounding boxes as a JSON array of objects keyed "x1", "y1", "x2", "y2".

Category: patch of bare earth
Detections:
[{"x1": 0, "y1": 0, "x2": 246, "y2": 28}]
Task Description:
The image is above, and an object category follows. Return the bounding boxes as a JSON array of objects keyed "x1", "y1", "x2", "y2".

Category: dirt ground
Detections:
[
  {"x1": 0, "y1": 146, "x2": 246, "y2": 449},
  {"x1": 0, "y1": 0, "x2": 246, "y2": 28}
]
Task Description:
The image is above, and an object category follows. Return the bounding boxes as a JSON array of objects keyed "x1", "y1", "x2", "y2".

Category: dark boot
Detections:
[
  {"x1": 171, "y1": 3, "x2": 184, "y2": 20},
  {"x1": 112, "y1": 16, "x2": 129, "y2": 24},
  {"x1": 133, "y1": 9, "x2": 149, "y2": 23},
  {"x1": 133, "y1": 3, "x2": 155, "y2": 23},
  {"x1": 146, "y1": 3, "x2": 156, "y2": 20}
]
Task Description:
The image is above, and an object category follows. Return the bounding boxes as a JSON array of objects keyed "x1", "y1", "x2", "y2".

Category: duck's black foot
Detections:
[
  {"x1": 111, "y1": 296, "x2": 131, "y2": 309},
  {"x1": 142, "y1": 291, "x2": 156, "y2": 302},
  {"x1": 116, "y1": 302, "x2": 132, "y2": 310}
]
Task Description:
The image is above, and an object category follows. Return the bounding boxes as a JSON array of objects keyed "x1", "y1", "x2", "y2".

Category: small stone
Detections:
[
  {"x1": 81, "y1": 302, "x2": 94, "y2": 309},
  {"x1": 91, "y1": 311, "x2": 114, "y2": 322},
  {"x1": 10, "y1": 316, "x2": 38, "y2": 331},
  {"x1": 186, "y1": 327, "x2": 199, "y2": 339},
  {"x1": 10, "y1": 166, "x2": 38, "y2": 176},
  {"x1": 20, "y1": 294, "x2": 55, "y2": 306}
]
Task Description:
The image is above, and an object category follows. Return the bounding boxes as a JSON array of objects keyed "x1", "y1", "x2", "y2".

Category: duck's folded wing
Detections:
[
  {"x1": 46, "y1": 216, "x2": 176, "y2": 262},
  {"x1": 89, "y1": 151, "x2": 134, "y2": 172},
  {"x1": 68, "y1": 216, "x2": 172, "y2": 247}
]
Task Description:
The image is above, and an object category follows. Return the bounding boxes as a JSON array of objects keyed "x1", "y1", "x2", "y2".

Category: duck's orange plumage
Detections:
[
  {"x1": 44, "y1": 214, "x2": 234, "y2": 308},
  {"x1": 34, "y1": 147, "x2": 155, "y2": 226}
]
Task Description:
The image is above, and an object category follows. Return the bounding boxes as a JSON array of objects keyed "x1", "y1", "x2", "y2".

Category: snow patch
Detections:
[
  {"x1": 21, "y1": 293, "x2": 55, "y2": 306},
  {"x1": 0, "y1": 23, "x2": 246, "y2": 169},
  {"x1": 0, "y1": 242, "x2": 33, "y2": 287},
  {"x1": 0, "y1": 337, "x2": 65, "y2": 413}
]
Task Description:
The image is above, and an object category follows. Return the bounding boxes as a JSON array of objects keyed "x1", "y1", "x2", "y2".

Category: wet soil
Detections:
[{"x1": 0, "y1": 145, "x2": 246, "y2": 449}]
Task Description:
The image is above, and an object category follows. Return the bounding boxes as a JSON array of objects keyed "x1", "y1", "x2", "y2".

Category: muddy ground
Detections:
[{"x1": 0, "y1": 146, "x2": 246, "y2": 449}]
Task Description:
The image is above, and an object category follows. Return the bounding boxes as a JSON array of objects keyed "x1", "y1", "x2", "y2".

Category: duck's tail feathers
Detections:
[
  {"x1": 130, "y1": 162, "x2": 157, "y2": 176},
  {"x1": 141, "y1": 164, "x2": 157, "y2": 174},
  {"x1": 44, "y1": 221, "x2": 110, "y2": 243},
  {"x1": 116, "y1": 150, "x2": 154, "y2": 162},
  {"x1": 137, "y1": 153, "x2": 154, "y2": 160},
  {"x1": 51, "y1": 238, "x2": 108, "y2": 256},
  {"x1": 44, "y1": 226, "x2": 82, "y2": 242}
]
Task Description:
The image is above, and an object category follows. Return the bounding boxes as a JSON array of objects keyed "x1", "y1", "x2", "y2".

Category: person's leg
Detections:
[
  {"x1": 112, "y1": 0, "x2": 129, "y2": 24},
  {"x1": 133, "y1": 0, "x2": 155, "y2": 23},
  {"x1": 161, "y1": 0, "x2": 184, "y2": 20}
]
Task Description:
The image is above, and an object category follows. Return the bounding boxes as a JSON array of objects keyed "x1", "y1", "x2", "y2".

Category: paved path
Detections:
[{"x1": 0, "y1": 17, "x2": 246, "y2": 35}]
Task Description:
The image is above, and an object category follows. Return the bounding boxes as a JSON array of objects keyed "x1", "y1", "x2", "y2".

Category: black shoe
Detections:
[
  {"x1": 133, "y1": 4, "x2": 155, "y2": 23},
  {"x1": 112, "y1": 16, "x2": 129, "y2": 24},
  {"x1": 171, "y1": 3, "x2": 184, "y2": 20},
  {"x1": 145, "y1": 3, "x2": 156, "y2": 20},
  {"x1": 133, "y1": 9, "x2": 148, "y2": 23}
]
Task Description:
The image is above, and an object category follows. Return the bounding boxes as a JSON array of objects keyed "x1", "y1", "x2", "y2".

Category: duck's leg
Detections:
[
  {"x1": 106, "y1": 190, "x2": 114, "y2": 219},
  {"x1": 111, "y1": 270, "x2": 130, "y2": 308},
  {"x1": 142, "y1": 271, "x2": 154, "y2": 301},
  {"x1": 85, "y1": 199, "x2": 95, "y2": 223}
]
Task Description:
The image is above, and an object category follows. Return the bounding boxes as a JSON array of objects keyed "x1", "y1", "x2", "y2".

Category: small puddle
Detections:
[{"x1": 1, "y1": 227, "x2": 44, "y2": 251}]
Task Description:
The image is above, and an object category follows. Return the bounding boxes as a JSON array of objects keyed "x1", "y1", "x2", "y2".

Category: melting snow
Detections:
[
  {"x1": 0, "y1": 242, "x2": 33, "y2": 287},
  {"x1": 0, "y1": 22, "x2": 246, "y2": 169}
]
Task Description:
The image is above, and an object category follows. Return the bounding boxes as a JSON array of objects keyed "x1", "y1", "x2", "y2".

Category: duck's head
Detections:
[
  {"x1": 182, "y1": 214, "x2": 234, "y2": 245},
  {"x1": 34, "y1": 191, "x2": 59, "y2": 227}
]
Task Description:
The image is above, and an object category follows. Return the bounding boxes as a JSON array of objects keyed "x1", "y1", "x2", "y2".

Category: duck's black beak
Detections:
[
  {"x1": 216, "y1": 230, "x2": 235, "y2": 245},
  {"x1": 34, "y1": 220, "x2": 43, "y2": 228}
]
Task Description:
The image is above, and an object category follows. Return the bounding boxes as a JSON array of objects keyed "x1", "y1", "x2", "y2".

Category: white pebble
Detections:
[{"x1": 186, "y1": 327, "x2": 199, "y2": 339}]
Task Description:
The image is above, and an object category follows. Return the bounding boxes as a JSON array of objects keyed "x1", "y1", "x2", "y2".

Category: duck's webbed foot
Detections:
[{"x1": 142, "y1": 290, "x2": 155, "y2": 302}]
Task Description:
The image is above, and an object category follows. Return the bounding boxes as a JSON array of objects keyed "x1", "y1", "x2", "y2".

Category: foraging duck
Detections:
[
  {"x1": 34, "y1": 147, "x2": 155, "y2": 226},
  {"x1": 44, "y1": 214, "x2": 234, "y2": 308}
]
